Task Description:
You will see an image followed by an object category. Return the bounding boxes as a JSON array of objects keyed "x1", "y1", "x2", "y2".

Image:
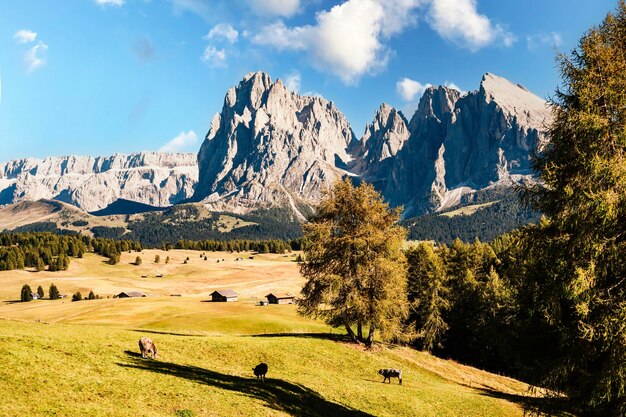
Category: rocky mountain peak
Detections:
[
  {"x1": 350, "y1": 103, "x2": 410, "y2": 175},
  {"x1": 416, "y1": 86, "x2": 461, "y2": 120},
  {"x1": 194, "y1": 72, "x2": 355, "y2": 217},
  {"x1": 479, "y1": 72, "x2": 551, "y2": 130}
]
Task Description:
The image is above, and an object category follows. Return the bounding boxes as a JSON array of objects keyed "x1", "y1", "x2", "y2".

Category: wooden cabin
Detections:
[
  {"x1": 266, "y1": 292, "x2": 295, "y2": 305},
  {"x1": 117, "y1": 291, "x2": 146, "y2": 298},
  {"x1": 210, "y1": 289, "x2": 238, "y2": 302}
]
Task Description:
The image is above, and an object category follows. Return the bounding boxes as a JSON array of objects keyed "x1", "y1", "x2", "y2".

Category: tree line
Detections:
[{"x1": 0, "y1": 232, "x2": 141, "y2": 271}]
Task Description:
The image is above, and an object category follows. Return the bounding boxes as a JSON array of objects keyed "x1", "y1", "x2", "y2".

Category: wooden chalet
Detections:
[
  {"x1": 266, "y1": 292, "x2": 295, "y2": 305},
  {"x1": 210, "y1": 289, "x2": 238, "y2": 302}
]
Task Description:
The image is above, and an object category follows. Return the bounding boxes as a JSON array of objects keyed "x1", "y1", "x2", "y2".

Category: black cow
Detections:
[
  {"x1": 253, "y1": 363, "x2": 268, "y2": 382},
  {"x1": 378, "y1": 368, "x2": 402, "y2": 385}
]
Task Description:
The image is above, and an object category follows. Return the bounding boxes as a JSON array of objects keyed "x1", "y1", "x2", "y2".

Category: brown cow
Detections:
[{"x1": 138, "y1": 337, "x2": 158, "y2": 359}]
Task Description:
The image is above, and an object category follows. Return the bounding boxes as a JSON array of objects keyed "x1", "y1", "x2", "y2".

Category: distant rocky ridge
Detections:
[{"x1": 0, "y1": 152, "x2": 197, "y2": 212}]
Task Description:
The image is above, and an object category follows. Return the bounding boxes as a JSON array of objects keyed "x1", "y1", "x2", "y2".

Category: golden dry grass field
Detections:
[{"x1": 0, "y1": 250, "x2": 568, "y2": 416}]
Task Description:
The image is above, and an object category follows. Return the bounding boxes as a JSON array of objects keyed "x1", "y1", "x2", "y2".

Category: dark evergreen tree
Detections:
[{"x1": 20, "y1": 284, "x2": 33, "y2": 302}]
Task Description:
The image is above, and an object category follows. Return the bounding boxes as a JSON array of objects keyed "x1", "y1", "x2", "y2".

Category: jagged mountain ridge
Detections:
[
  {"x1": 0, "y1": 152, "x2": 198, "y2": 212},
  {"x1": 0, "y1": 71, "x2": 551, "y2": 226},
  {"x1": 193, "y1": 71, "x2": 551, "y2": 218},
  {"x1": 369, "y1": 73, "x2": 552, "y2": 217}
]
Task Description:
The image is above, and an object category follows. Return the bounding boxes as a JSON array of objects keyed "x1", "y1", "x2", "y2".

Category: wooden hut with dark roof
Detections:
[
  {"x1": 266, "y1": 292, "x2": 295, "y2": 305},
  {"x1": 210, "y1": 289, "x2": 238, "y2": 302},
  {"x1": 117, "y1": 291, "x2": 147, "y2": 298}
]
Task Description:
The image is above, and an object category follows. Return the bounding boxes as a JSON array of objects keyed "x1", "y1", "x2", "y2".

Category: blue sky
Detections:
[{"x1": 0, "y1": 0, "x2": 617, "y2": 161}]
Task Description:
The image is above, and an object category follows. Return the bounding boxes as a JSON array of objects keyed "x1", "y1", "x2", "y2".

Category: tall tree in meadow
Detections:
[
  {"x1": 298, "y1": 178, "x2": 408, "y2": 346},
  {"x1": 523, "y1": 2, "x2": 626, "y2": 414},
  {"x1": 20, "y1": 284, "x2": 33, "y2": 302},
  {"x1": 49, "y1": 283, "x2": 60, "y2": 300},
  {"x1": 37, "y1": 285, "x2": 44, "y2": 299}
]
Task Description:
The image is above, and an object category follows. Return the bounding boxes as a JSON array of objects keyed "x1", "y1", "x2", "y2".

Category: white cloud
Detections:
[
  {"x1": 253, "y1": 0, "x2": 423, "y2": 85},
  {"x1": 13, "y1": 29, "x2": 37, "y2": 43},
  {"x1": 205, "y1": 23, "x2": 239, "y2": 44},
  {"x1": 396, "y1": 78, "x2": 431, "y2": 101},
  {"x1": 427, "y1": 0, "x2": 515, "y2": 51},
  {"x1": 527, "y1": 32, "x2": 562, "y2": 51},
  {"x1": 284, "y1": 71, "x2": 301, "y2": 92},
  {"x1": 95, "y1": 0, "x2": 125, "y2": 6},
  {"x1": 159, "y1": 131, "x2": 198, "y2": 152},
  {"x1": 247, "y1": 0, "x2": 301, "y2": 17},
  {"x1": 25, "y1": 41, "x2": 48, "y2": 73},
  {"x1": 252, "y1": 21, "x2": 308, "y2": 50},
  {"x1": 201, "y1": 46, "x2": 227, "y2": 67}
]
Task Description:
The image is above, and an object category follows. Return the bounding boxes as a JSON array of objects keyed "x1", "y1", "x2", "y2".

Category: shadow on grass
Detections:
[
  {"x1": 476, "y1": 387, "x2": 574, "y2": 417},
  {"x1": 247, "y1": 332, "x2": 350, "y2": 342},
  {"x1": 118, "y1": 352, "x2": 374, "y2": 417},
  {"x1": 130, "y1": 329, "x2": 209, "y2": 337}
]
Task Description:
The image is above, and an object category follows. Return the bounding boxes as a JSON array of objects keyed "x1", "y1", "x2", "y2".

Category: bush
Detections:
[
  {"x1": 20, "y1": 284, "x2": 33, "y2": 302},
  {"x1": 165, "y1": 256, "x2": 170, "y2": 264},
  {"x1": 155, "y1": 255, "x2": 160, "y2": 264},
  {"x1": 72, "y1": 292, "x2": 82, "y2": 302},
  {"x1": 88, "y1": 291, "x2": 96, "y2": 300},
  {"x1": 135, "y1": 256, "x2": 142, "y2": 266}
]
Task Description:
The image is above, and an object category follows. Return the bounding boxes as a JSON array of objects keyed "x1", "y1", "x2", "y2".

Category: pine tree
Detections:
[
  {"x1": 37, "y1": 285, "x2": 44, "y2": 300},
  {"x1": 135, "y1": 256, "x2": 142, "y2": 266},
  {"x1": 299, "y1": 179, "x2": 408, "y2": 346},
  {"x1": 72, "y1": 292, "x2": 82, "y2": 302},
  {"x1": 88, "y1": 290, "x2": 96, "y2": 300},
  {"x1": 155, "y1": 254, "x2": 160, "y2": 264},
  {"x1": 406, "y1": 243, "x2": 449, "y2": 352},
  {"x1": 36, "y1": 257, "x2": 45, "y2": 272},
  {"x1": 20, "y1": 284, "x2": 33, "y2": 302},
  {"x1": 49, "y1": 283, "x2": 60, "y2": 300},
  {"x1": 522, "y1": 3, "x2": 626, "y2": 414},
  {"x1": 165, "y1": 256, "x2": 170, "y2": 264}
]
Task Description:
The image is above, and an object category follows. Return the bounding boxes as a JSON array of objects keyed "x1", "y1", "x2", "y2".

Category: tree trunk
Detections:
[
  {"x1": 357, "y1": 322, "x2": 363, "y2": 340},
  {"x1": 366, "y1": 324, "x2": 376, "y2": 347},
  {"x1": 345, "y1": 324, "x2": 362, "y2": 344}
]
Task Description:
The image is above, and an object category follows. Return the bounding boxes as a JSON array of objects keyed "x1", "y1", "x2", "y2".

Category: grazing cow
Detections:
[
  {"x1": 253, "y1": 363, "x2": 268, "y2": 382},
  {"x1": 138, "y1": 337, "x2": 158, "y2": 359},
  {"x1": 378, "y1": 368, "x2": 402, "y2": 385}
]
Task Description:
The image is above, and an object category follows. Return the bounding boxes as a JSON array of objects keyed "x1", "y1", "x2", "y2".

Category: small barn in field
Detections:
[
  {"x1": 266, "y1": 292, "x2": 295, "y2": 305},
  {"x1": 117, "y1": 291, "x2": 146, "y2": 298},
  {"x1": 210, "y1": 289, "x2": 238, "y2": 302}
]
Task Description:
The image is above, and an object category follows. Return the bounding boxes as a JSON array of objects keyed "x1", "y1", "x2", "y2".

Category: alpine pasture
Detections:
[{"x1": 0, "y1": 250, "x2": 562, "y2": 416}]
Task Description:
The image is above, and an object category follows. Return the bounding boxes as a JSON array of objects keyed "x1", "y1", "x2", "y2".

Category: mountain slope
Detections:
[{"x1": 0, "y1": 152, "x2": 198, "y2": 212}]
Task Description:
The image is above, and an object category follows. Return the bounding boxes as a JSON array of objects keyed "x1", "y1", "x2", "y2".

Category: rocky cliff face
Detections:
[
  {"x1": 349, "y1": 103, "x2": 410, "y2": 191},
  {"x1": 370, "y1": 73, "x2": 552, "y2": 217},
  {"x1": 193, "y1": 72, "x2": 356, "y2": 219},
  {"x1": 0, "y1": 152, "x2": 198, "y2": 212},
  {"x1": 193, "y1": 71, "x2": 551, "y2": 219}
]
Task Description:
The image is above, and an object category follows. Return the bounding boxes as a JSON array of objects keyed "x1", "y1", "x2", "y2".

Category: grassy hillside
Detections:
[{"x1": 0, "y1": 251, "x2": 567, "y2": 416}]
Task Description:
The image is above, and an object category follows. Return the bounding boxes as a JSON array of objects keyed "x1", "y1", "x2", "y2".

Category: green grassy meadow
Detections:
[{"x1": 0, "y1": 251, "x2": 564, "y2": 416}]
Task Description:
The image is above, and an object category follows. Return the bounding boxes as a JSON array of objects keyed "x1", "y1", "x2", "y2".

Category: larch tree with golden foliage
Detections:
[{"x1": 298, "y1": 178, "x2": 408, "y2": 346}]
